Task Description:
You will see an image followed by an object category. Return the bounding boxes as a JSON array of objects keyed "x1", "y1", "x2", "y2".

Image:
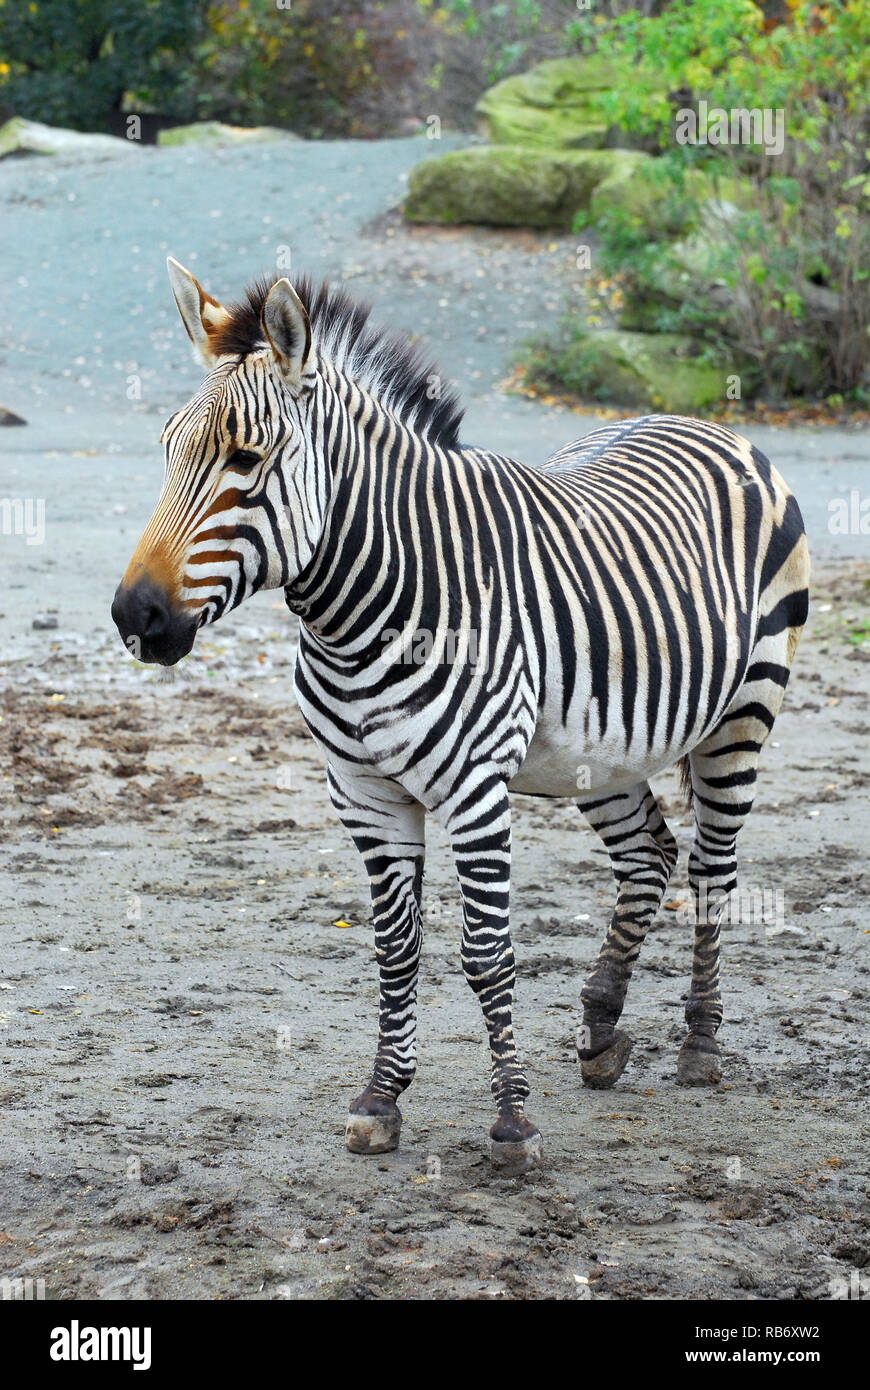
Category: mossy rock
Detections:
[
  {"x1": 475, "y1": 56, "x2": 657, "y2": 150},
  {"x1": 530, "y1": 329, "x2": 730, "y2": 413},
  {"x1": 158, "y1": 122, "x2": 298, "y2": 147},
  {"x1": 619, "y1": 288, "x2": 684, "y2": 333},
  {"x1": 590, "y1": 162, "x2": 755, "y2": 241},
  {"x1": 0, "y1": 116, "x2": 133, "y2": 159},
  {"x1": 618, "y1": 234, "x2": 725, "y2": 331},
  {"x1": 405, "y1": 146, "x2": 643, "y2": 229},
  {"x1": 589, "y1": 162, "x2": 699, "y2": 239}
]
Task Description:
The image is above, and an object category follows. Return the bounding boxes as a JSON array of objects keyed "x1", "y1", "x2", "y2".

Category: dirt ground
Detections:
[
  {"x1": 1, "y1": 129, "x2": 869, "y2": 1306},
  {"x1": 1, "y1": 555, "x2": 868, "y2": 1302}
]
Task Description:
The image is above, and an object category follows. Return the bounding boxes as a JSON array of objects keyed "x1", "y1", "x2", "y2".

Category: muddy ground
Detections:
[{"x1": 1, "y1": 557, "x2": 868, "y2": 1302}]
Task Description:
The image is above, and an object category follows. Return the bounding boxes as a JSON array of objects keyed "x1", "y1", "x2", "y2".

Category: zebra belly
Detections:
[
  {"x1": 508, "y1": 732, "x2": 669, "y2": 798},
  {"x1": 508, "y1": 685, "x2": 715, "y2": 797}
]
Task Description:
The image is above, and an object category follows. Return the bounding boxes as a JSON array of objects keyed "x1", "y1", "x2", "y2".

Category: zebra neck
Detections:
[{"x1": 286, "y1": 375, "x2": 485, "y2": 656}]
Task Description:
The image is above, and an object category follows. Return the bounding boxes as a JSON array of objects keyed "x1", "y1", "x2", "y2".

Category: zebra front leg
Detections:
[
  {"x1": 327, "y1": 767, "x2": 425, "y2": 1154},
  {"x1": 443, "y1": 779, "x2": 542, "y2": 1175},
  {"x1": 577, "y1": 783, "x2": 677, "y2": 1088}
]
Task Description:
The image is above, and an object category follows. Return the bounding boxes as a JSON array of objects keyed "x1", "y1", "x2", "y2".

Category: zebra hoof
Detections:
[
  {"x1": 580, "y1": 1028, "x2": 633, "y2": 1089},
  {"x1": 491, "y1": 1132, "x2": 543, "y2": 1176},
  {"x1": 345, "y1": 1105, "x2": 402, "y2": 1154},
  {"x1": 676, "y1": 1033, "x2": 722, "y2": 1086},
  {"x1": 490, "y1": 1113, "x2": 543, "y2": 1175}
]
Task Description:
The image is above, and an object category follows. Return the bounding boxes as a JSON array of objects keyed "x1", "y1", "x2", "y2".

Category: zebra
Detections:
[{"x1": 112, "y1": 259, "x2": 810, "y2": 1175}]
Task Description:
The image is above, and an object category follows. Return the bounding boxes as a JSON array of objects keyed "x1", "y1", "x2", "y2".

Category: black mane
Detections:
[{"x1": 211, "y1": 274, "x2": 464, "y2": 450}]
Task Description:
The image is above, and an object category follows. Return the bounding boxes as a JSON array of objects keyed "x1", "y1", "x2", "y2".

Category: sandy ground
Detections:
[
  {"x1": 1, "y1": 134, "x2": 869, "y2": 1302},
  {"x1": 1, "y1": 557, "x2": 868, "y2": 1301}
]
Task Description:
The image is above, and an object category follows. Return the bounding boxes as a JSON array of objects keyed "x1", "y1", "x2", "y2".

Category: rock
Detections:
[
  {"x1": 697, "y1": 178, "x2": 756, "y2": 229},
  {"x1": 405, "y1": 145, "x2": 633, "y2": 229},
  {"x1": 589, "y1": 159, "x2": 694, "y2": 239},
  {"x1": 0, "y1": 117, "x2": 135, "y2": 160},
  {"x1": 618, "y1": 288, "x2": 680, "y2": 334},
  {"x1": 590, "y1": 163, "x2": 755, "y2": 241},
  {"x1": 529, "y1": 329, "x2": 731, "y2": 414},
  {"x1": 32, "y1": 615, "x2": 59, "y2": 630},
  {"x1": 157, "y1": 122, "x2": 298, "y2": 148},
  {"x1": 0, "y1": 406, "x2": 27, "y2": 427},
  {"x1": 617, "y1": 233, "x2": 720, "y2": 332},
  {"x1": 475, "y1": 56, "x2": 659, "y2": 150}
]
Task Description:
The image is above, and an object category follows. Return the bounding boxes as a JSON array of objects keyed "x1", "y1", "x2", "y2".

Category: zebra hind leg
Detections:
[
  {"x1": 576, "y1": 782, "x2": 678, "y2": 1089},
  {"x1": 677, "y1": 729, "x2": 763, "y2": 1086},
  {"x1": 678, "y1": 602, "x2": 806, "y2": 1084}
]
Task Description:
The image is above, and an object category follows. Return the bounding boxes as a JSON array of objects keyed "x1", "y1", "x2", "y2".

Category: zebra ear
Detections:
[
  {"x1": 261, "y1": 278, "x2": 311, "y2": 385},
  {"x1": 167, "y1": 257, "x2": 230, "y2": 368}
]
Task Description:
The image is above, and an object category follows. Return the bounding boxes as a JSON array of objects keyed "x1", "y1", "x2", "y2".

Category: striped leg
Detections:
[
  {"x1": 442, "y1": 779, "x2": 541, "y2": 1174},
  {"x1": 577, "y1": 783, "x2": 677, "y2": 1088},
  {"x1": 678, "y1": 668, "x2": 787, "y2": 1084},
  {"x1": 679, "y1": 592, "x2": 804, "y2": 1083},
  {"x1": 679, "y1": 735, "x2": 759, "y2": 1085},
  {"x1": 327, "y1": 767, "x2": 425, "y2": 1154}
]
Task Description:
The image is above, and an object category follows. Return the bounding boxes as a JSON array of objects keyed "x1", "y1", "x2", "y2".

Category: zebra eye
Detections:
[{"x1": 226, "y1": 448, "x2": 261, "y2": 470}]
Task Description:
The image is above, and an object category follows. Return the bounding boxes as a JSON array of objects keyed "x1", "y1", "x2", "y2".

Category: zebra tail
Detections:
[{"x1": 677, "y1": 754, "x2": 693, "y2": 810}]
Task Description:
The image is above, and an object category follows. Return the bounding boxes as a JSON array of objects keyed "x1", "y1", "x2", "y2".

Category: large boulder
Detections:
[
  {"x1": 405, "y1": 146, "x2": 644, "y2": 229},
  {"x1": 475, "y1": 56, "x2": 657, "y2": 150},
  {"x1": 590, "y1": 162, "x2": 755, "y2": 240},
  {"x1": 618, "y1": 220, "x2": 754, "y2": 331},
  {"x1": 0, "y1": 117, "x2": 136, "y2": 160},
  {"x1": 528, "y1": 329, "x2": 732, "y2": 413},
  {"x1": 158, "y1": 122, "x2": 299, "y2": 147}
]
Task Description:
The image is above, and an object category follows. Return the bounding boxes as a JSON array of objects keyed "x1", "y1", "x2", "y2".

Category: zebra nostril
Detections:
[{"x1": 143, "y1": 601, "x2": 167, "y2": 638}]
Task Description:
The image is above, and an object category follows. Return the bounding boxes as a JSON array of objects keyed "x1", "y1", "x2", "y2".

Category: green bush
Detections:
[
  {"x1": 189, "y1": 2, "x2": 383, "y2": 138},
  {"x1": 0, "y1": 0, "x2": 391, "y2": 138},
  {"x1": 584, "y1": 0, "x2": 870, "y2": 401},
  {"x1": 0, "y1": 0, "x2": 204, "y2": 129}
]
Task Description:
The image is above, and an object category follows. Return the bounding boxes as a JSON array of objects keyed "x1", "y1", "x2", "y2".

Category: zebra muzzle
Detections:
[{"x1": 111, "y1": 577, "x2": 198, "y2": 666}]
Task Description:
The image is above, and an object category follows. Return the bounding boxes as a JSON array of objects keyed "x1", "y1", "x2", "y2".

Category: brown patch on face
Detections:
[{"x1": 122, "y1": 544, "x2": 183, "y2": 605}]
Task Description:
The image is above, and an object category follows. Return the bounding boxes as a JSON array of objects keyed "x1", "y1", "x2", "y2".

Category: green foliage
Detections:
[
  {"x1": 586, "y1": 0, "x2": 870, "y2": 399},
  {"x1": 0, "y1": 0, "x2": 387, "y2": 137},
  {"x1": 0, "y1": 0, "x2": 204, "y2": 128},
  {"x1": 520, "y1": 332, "x2": 609, "y2": 400},
  {"x1": 191, "y1": 1, "x2": 381, "y2": 137},
  {"x1": 430, "y1": 0, "x2": 566, "y2": 84}
]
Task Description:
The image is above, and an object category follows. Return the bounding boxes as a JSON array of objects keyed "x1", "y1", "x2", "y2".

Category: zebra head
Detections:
[{"x1": 111, "y1": 258, "x2": 320, "y2": 665}]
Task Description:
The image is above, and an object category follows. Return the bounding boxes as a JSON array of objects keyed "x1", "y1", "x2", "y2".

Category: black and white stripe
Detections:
[{"x1": 119, "y1": 266, "x2": 810, "y2": 1169}]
